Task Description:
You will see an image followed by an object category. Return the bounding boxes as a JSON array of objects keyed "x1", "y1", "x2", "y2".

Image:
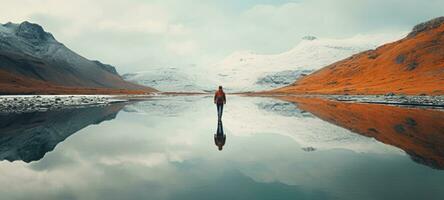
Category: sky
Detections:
[{"x1": 0, "y1": 0, "x2": 443, "y2": 73}]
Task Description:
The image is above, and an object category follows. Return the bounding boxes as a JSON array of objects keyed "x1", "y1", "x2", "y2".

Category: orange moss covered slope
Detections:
[
  {"x1": 0, "y1": 69, "x2": 154, "y2": 95},
  {"x1": 275, "y1": 17, "x2": 444, "y2": 95}
]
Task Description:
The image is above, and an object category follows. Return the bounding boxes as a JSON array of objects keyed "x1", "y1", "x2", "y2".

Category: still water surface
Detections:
[{"x1": 0, "y1": 95, "x2": 443, "y2": 200}]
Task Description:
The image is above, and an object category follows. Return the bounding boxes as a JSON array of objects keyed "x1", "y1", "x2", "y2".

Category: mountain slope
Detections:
[
  {"x1": 274, "y1": 17, "x2": 444, "y2": 95},
  {"x1": 0, "y1": 21, "x2": 155, "y2": 94}
]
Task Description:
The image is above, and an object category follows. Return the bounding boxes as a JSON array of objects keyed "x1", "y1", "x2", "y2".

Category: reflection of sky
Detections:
[{"x1": 0, "y1": 96, "x2": 443, "y2": 200}]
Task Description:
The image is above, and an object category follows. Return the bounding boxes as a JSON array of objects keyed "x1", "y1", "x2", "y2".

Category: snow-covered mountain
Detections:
[
  {"x1": 0, "y1": 21, "x2": 150, "y2": 92},
  {"x1": 208, "y1": 34, "x2": 404, "y2": 92},
  {"x1": 120, "y1": 33, "x2": 404, "y2": 93},
  {"x1": 125, "y1": 34, "x2": 403, "y2": 93},
  {"x1": 122, "y1": 67, "x2": 211, "y2": 92}
]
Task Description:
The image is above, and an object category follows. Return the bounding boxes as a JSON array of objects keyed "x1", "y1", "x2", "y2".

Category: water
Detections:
[{"x1": 0, "y1": 95, "x2": 443, "y2": 200}]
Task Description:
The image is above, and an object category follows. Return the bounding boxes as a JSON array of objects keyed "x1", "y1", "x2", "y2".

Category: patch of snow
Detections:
[{"x1": 122, "y1": 67, "x2": 212, "y2": 92}]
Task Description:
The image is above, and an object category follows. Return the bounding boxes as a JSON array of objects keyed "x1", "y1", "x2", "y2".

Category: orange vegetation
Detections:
[
  {"x1": 274, "y1": 18, "x2": 444, "y2": 95},
  {"x1": 279, "y1": 96, "x2": 444, "y2": 169},
  {"x1": 0, "y1": 69, "x2": 155, "y2": 95}
]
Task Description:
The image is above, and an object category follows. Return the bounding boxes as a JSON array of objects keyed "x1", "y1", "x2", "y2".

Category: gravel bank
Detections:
[{"x1": 0, "y1": 95, "x2": 127, "y2": 114}]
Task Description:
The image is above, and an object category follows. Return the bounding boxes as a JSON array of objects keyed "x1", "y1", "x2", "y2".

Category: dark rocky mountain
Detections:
[{"x1": 0, "y1": 21, "x2": 155, "y2": 94}]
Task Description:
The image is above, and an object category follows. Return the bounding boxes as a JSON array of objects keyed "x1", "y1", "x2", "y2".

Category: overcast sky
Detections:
[{"x1": 1, "y1": 0, "x2": 443, "y2": 73}]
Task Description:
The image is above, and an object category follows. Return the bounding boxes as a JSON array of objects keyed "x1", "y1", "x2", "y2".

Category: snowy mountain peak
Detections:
[
  {"x1": 16, "y1": 21, "x2": 55, "y2": 42},
  {"x1": 1, "y1": 21, "x2": 55, "y2": 44}
]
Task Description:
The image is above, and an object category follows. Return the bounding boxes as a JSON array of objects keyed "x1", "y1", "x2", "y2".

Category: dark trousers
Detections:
[{"x1": 217, "y1": 103, "x2": 224, "y2": 120}]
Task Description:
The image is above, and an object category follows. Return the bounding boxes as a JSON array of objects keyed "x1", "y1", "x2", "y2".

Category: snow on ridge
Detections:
[
  {"x1": 208, "y1": 33, "x2": 405, "y2": 92},
  {"x1": 122, "y1": 33, "x2": 405, "y2": 93}
]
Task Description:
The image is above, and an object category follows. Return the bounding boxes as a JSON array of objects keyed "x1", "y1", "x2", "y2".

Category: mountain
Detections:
[
  {"x1": 0, "y1": 21, "x2": 155, "y2": 94},
  {"x1": 209, "y1": 34, "x2": 401, "y2": 92},
  {"x1": 122, "y1": 67, "x2": 210, "y2": 92},
  {"x1": 274, "y1": 17, "x2": 444, "y2": 95}
]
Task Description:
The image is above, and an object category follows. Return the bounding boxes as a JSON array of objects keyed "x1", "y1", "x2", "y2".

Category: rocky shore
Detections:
[
  {"x1": 329, "y1": 95, "x2": 444, "y2": 108},
  {"x1": 0, "y1": 95, "x2": 127, "y2": 114}
]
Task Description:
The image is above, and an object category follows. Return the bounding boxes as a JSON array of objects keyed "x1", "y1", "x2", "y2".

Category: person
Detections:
[{"x1": 214, "y1": 86, "x2": 226, "y2": 121}]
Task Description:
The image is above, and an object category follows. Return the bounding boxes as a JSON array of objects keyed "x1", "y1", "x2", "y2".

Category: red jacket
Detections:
[{"x1": 214, "y1": 90, "x2": 226, "y2": 104}]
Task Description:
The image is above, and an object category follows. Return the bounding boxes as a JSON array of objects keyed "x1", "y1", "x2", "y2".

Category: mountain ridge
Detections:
[
  {"x1": 273, "y1": 16, "x2": 444, "y2": 95},
  {"x1": 0, "y1": 21, "x2": 155, "y2": 94}
]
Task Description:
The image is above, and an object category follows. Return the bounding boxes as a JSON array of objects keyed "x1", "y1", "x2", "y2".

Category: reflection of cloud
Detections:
[{"x1": 99, "y1": 153, "x2": 168, "y2": 167}]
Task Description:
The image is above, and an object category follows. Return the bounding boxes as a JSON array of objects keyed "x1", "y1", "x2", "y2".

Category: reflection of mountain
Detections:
[
  {"x1": 123, "y1": 96, "x2": 200, "y2": 116},
  {"x1": 0, "y1": 103, "x2": 126, "y2": 162},
  {"x1": 278, "y1": 96, "x2": 444, "y2": 169},
  {"x1": 257, "y1": 100, "x2": 313, "y2": 118}
]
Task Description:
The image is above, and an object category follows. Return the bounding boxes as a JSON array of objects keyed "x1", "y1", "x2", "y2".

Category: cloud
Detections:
[
  {"x1": 166, "y1": 40, "x2": 199, "y2": 56},
  {"x1": 0, "y1": 0, "x2": 443, "y2": 73}
]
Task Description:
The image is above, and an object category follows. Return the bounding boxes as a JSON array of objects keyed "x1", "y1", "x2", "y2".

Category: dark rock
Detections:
[
  {"x1": 368, "y1": 128, "x2": 379, "y2": 133},
  {"x1": 395, "y1": 54, "x2": 406, "y2": 64},
  {"x1": 408, "y1": 16, "x2": 444, "y2": 38},
  {"x1": 405, "y1": 117, "x2": 417, "y2": 126},
  {"x1": 368, "y1": 54, "x2": 378, "y2": 59},
  {"x1": 406, "y1": 61, "x2": 418, "y2": 71},
  {"x1": 394, "y1": 124, "x2": 406, "y2": 134}
]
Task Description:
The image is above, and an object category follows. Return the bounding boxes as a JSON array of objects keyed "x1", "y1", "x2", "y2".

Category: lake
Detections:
[{"x1": 0, "y1": 95, "x2": 443, "y2": 200}]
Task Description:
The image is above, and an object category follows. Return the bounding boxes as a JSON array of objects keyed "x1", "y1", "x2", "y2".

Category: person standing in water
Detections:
[{"x1": 214, "y1": 86, "x2": 226, "y2": 121}]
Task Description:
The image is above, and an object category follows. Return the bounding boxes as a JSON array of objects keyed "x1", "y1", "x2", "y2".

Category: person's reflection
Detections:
[{"x1": 214, "y1": 120, "x2": 226, "y2": 151}]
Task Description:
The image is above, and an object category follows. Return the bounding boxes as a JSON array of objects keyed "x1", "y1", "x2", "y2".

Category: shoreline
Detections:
[
  {"x1": 1, "y1": 93, "x2": 444, "y2": 114},
  {"x1": 243, "y1": 93, "x2": 444, "y2": 108}
]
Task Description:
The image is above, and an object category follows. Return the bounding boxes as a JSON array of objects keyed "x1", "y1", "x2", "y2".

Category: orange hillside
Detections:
[
  {"x1": 274, "y1": 17, "x2": 444, "y2": 95},
  {"x1": 0, "y1": 69, "x2": 154, "y2": 95}
]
